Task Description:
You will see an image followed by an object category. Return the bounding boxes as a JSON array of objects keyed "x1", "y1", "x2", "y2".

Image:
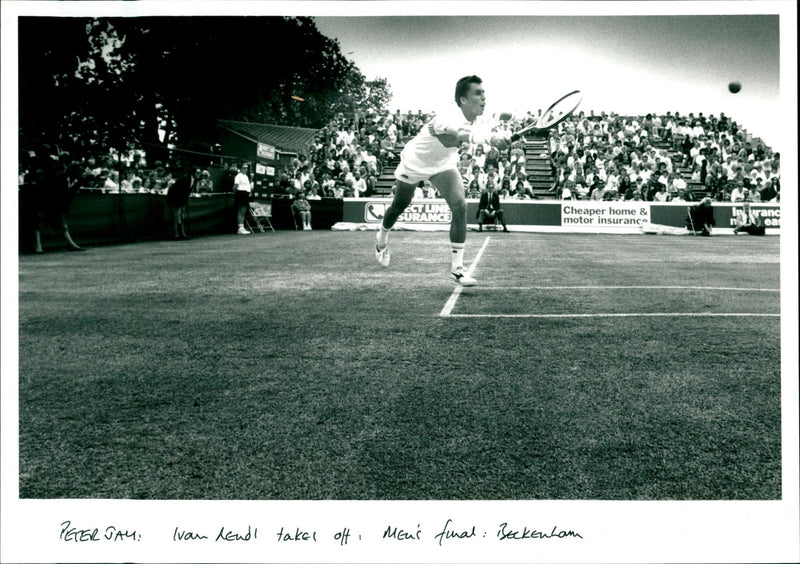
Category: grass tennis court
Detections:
[{"x1": 18, "y1": 231, "x2": 781, "y2": 500}]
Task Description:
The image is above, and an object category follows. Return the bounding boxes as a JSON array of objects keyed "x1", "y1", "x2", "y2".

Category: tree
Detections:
[
  {"x1": 360, "y1": 78, "x2": 393, "y2": 118},
  {"x1": 18, "y1": 16, "x2": 391, "y2": 165}
]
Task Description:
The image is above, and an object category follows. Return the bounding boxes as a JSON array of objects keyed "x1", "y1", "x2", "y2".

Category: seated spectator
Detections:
[
  {"x1": 468, "y1": 165, "x2": 486, "y2": 191},
  {"x1": 574, "y1": 177, "x2": 590, "y2": 199},
  {"x1": 686, "y1": 197, "x2": 715, "y2": 236},
  {"x1": 320, "y1": 172, "x2": 335, "y2": 196},
  {"x1": 193, "y1": 170, "x2": 212, "y2": 193},
  {"x1": 352, "y1": 172, "x2": 367, "y2": 198},
  {"x1": 485, "y1": 145, "x2": 501, "y2": 171},
  {"x1": 671, "y1": 189, "x2": 687, "y2": 202},
  {"x1": 653, "y1": 183, "x2": 670, "y2": 202},
  {"x1": 589, "y1": 179, "x2": 606, "y2": 201},
  {"x1": 499, "y1": 177, "x2": 512, "y2": 199},
  {"x1": 624, "y1": 178, "x2": 645, "y2": 200},
  {"x1": 644, "y1": 177, "x2": 662, "y2": 201},
  {"x1": 457, "y1": 152, "x2": 473, "y2": 177},
  {"x1": 760, "y1": 177, "x2": 779, "y2": 202},
  {"x1": 604, "y1": 168, "x2": 620, "y2": 194},
  {"x1": 617, "y1": 172, "x2": 632, "y2": 195},
  {"x1": 291, "y1": 191, "x2": 313, "y2": 230},
  {"x1": 513, "y1": 179, "x2": 536, "y2": 200},
  {"x1": 477, "y1": 182, "x2": 508, "y2": 232},
  {"x1": 342, "y1": 179, "x2": 356, "y2": 198},
  {"x1": 472, "y1": 144, "x2": 486, "y2": 169},
  {"x1": 733, "y1": 202, "x2": 765, "y2": 235},
  {"x1": 332, "y1": 178, "x2": 345, "y2": 199},
  {"x1": 465, "y1": 179, "x2": 481, "y2": 199},
  {"x1": 103, "y1": 170, "x2": 119, "y2": 193},
  {"x1": 729, "y1": 181, "x2": 746, "y2": 202},
  {"x1": 120, "y1": 171, "x2": 136, "y2": 193}
]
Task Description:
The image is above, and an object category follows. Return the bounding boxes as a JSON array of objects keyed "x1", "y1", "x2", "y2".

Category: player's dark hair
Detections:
[{"x1": 454, "y1": 75, "x2": 482, "y2": 106}]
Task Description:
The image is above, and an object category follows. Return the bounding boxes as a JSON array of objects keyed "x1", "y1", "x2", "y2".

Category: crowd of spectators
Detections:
[
  {"x1": 546, "y1": 110, "x2": 781, "y2": 204},
  {"x1": 265, "y1": 107, "x2": 782, "y2": 206},
  {"x1": 267, "y1": 109, "x2": 429, "y2": 199},
  {"x1": 265, "y1": 109, "x2": 537, "y2": 201},
  {"x1": 20, "y1": 108, "x2": 781, "y2": 206},
  {"x1": 18, "y1": 150, "x2": 218, "y2": 197}
]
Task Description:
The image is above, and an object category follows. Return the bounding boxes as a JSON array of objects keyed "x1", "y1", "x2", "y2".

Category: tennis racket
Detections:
[{"x1": 509, "y1": 90, "x2": 583, "y2": 141}]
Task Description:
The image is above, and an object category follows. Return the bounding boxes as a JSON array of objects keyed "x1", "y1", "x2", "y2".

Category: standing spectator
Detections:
[
  {"x1": 233, "y1": 164, "x2": 252, "y2": 235},
  {"x1": 28, "y1": 147, "x2": 86, "y2": 253},
  {"x1": 218, "y1": 162, "x2": 238, "y2": 193},
  {"x1": 166, "y1": 165, "x2": 194, "y2": 239}
]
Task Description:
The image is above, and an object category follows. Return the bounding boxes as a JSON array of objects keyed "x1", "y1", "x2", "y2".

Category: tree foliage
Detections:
[{"x1": 18, "y1": 16, "x2": 390, "y2": 164}]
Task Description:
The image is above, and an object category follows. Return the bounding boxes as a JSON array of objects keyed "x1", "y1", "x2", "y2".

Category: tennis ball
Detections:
[{"x1": 728, "y1": 81, "x2": 742, "y2": 94}]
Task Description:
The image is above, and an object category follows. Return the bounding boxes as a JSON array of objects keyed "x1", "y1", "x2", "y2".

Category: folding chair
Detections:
[{"x1": 246, "y1": 202, "x2": 275, "y2": 233}]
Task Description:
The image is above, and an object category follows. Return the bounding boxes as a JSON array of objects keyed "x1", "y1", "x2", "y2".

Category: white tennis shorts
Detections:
[{"x1": 394, "y1": 160, "x2": 457, "y2": 186}]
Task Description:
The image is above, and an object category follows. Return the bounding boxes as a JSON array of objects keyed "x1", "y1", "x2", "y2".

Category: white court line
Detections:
[
  {"x1": 438, "y1": 244, "x2": 779, "y2": 318},
  {"x1": 476, "y1": 286, "x2": 780, "y2": 292},
  {"x1": 448, "y1": 312, "x2": 780, "y2": 319},
  {"x1": 439, "y1": 235, "x2": 491, "y2": 317}
]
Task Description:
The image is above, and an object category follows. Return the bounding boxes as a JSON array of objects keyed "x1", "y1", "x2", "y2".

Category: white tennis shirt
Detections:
[{"x1": 400, "y1": 108, "x2": 491, "y2": 174}]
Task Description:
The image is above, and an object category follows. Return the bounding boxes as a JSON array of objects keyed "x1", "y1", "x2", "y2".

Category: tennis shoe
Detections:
[
  {"x1": 375, "y1": 244, "x2": 390, "y2": 267},
  {"x1": 450, "y1": 266, "x2": 477, "y2": 286},
  {"x1": 237, "y1": 227, "x2": 250, "y2": 235}
]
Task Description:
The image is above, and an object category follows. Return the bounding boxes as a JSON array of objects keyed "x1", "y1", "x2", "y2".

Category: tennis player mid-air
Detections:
[{"x1": 375, "y1": 75, "x2": 511, "y2": 286}]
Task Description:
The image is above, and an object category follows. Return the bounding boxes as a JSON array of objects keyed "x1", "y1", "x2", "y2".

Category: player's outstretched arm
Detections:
[{"x1": 446, "y1": 124, "x2": 511, "y2": 150}]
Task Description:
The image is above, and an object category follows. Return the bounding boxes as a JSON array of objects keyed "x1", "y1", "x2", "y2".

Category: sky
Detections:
[{"x1": 314, "y1": 11, "x2": 786, "y2": 147}]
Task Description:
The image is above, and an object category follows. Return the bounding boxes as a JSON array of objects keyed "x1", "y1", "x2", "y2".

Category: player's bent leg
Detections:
[
  {"x1": 375, "y1": 180, "x2": 416, "y2": 267},
  {"x1": 430, "y1": 169, "x2": 467, "y2": 244},
  {"x1": 381, "y1": 181, "x2": 416, "y2": 230}
]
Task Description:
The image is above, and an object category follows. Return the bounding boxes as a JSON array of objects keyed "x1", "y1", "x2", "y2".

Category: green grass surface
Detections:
[{"x1": 18, "y1": 231, "x2": 781, "y2": 499}]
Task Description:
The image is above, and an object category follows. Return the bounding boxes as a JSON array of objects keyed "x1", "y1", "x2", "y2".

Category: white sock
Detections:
[
  {"x1": 376, "y1": 225, "x2": 391, "y2": 248},
  {"x1": 451, "y1": 242, "x2": 465, "y2": 271}
]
